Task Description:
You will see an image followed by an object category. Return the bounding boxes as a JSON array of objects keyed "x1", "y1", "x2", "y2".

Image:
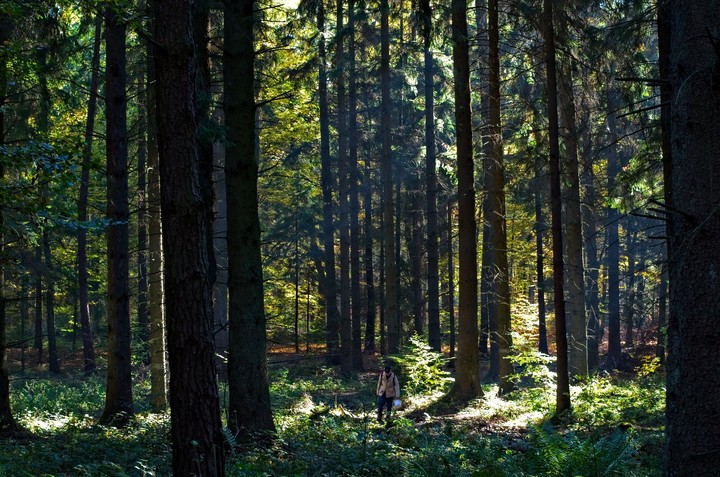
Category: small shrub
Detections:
[{"x1": 393, "y1": 334, "x2": 453, "y2": 396}]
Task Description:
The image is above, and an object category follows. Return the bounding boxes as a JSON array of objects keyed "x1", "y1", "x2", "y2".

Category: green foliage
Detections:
[
  {"x1": 393, "y1": 334, "x2": 453, "y2": 396},
  {"x1": 0, "y1": 365, "x2": 664, "y2": 476},
  {"x1": 523, "y1": 423, "x2": 636, "y2": 477}
]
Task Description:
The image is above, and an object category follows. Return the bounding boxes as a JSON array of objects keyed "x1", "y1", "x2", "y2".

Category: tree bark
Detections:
[
  {"x1": 137, "y1": 52, "x2": 149, "y2": 363},
  {"x1": 450, "y1": 0, "x2": 482, "y2": 401},
  {"x1": 155, "y1": 0, "x2": 225, "y2": 473},
  {"x1": 381, "y1": 0, "x2": 399, "y2": 354},
  {"x1": 316, "y1": 0, "x2": 340, "y2": 365},
  {"x1": 224, "y1": 0, "x2": 276, "y2": 439},
  {"x1": 556, "y1": 15, "x2": 587, "y2": 377},
  {"x1": 146, "y1": 0, "x2": 167, "y2": 411},
  {"x1": 0, "y1": 13, "x2": 18, "y2": 431},
  {"x1": 665, "y1": 2, "x2": 720, "y2": 473},
  {"x1": 43, "y1": 230, "x2": 59, "y2": 373},
  {"x1": 347, "y1": 0, "x2": 363, "y2": 371},
  {"x1": 101, "y1": 8, "x2": 133, "y2": 424},
  {"x1": 77, "y1": 13, "x2": 101, "y2": 375},
  {"x1": 543, "y1": 0, "x2": 570, "y2": 413},
  {"x1": 487, "y1": 0, "x2": 513, "y2": 395}
]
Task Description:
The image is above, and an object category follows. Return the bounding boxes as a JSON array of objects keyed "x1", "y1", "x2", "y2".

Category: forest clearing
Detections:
[{"x1": 0, "y1": 335, "x2": 664, "y2": 476}]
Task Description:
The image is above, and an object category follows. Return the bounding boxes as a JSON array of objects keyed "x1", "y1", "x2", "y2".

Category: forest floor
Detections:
[{"x1": 1, "y1": 345, "x2": 665, "y2": 476}]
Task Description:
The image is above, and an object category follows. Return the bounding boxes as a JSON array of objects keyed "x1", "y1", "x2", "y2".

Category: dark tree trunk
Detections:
[
  {"x1": 0, "y1": 14, "x2": 18, "y2": 430},
  {"x1": 137, "y1": 54, "x2": 149, "y2": 363},
  {"x1": 34, "y1": 247, "x2": 42, "y2": 364},
  {"x1": 101, "y1": 9, "x2": 133, "y2": 424},
  {"x1": 347, "y1": 0, "x2": 362, "y2": 371},
  {"x1": 381, "y1": 0, "x2": 399, "y2": 354},
  {"x1": 446, "y1": 199, "x2": 456, "y2": 360},
  {"x1": 78, "y1": 13, "x2": 101, "y2": 375},
  {"x1": 155, "y1": 0, "x2": 226, "y2": 473},
  {"x1": 543, "y1": 0, "x2": 570, "y2": 413},
  {"x1": 336, "y1": 0, "x2": 352, "y2": 375},
  {"x1": 656, "y1": 261, "x2": 667, "y2": 364},
  {"x1": 411, "y1": 166, "x2": 424, "y2": 337},
  {"x1": 449, "y1": 0, "x2": 482, "y2": 401},
  {"x1": 581, "y1": 108, "x2": 600, "y2": 370},
  {"x1": 666, "y1": 2, "x2": 720, "y2": 473},
  {"x1": 317, "y1": 0, "x2": 340, "y2": 365},
  {"x1": 363, "y1": 159, "x2": 376, "y2": 353},
  {"x1": 146, "y1": 0, "x2": 168, "y2": 411},
  {"x1": 224, "y1": 0, "x2": 276, "y2": 439}
]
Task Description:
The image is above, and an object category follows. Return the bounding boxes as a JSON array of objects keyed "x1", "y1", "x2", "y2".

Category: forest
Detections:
[{"x1": 0, "y1": 0, "x2": 718, "y2": 475}]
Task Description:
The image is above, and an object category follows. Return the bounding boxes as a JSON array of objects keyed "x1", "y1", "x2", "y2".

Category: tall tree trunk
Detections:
[
  {"x1": 556, "y1": 22, "x2": 587, "y2": 378},
  {"x1": 146, "y1": 0, "x2": 168, "y2": 411},
  {"x1": 581, "y1": 107, "x2": 600, "y2": 370},
  {"x1": 101, "y1": 8, "x2": 133, "y2": 424},
  {"x1": 450, "y1": 0, "x2": 482, "y2": 401},
  {"x1": 381, "y1": 0, "x2": 399, "y2": 354},
  {"x1": 543, "y1": 0, "x2": 570, "y2": 413},
  {"x1": 347, "y1": 0, "x2": 363, "y2": 371},
  {"x1": 37, "y1": 43, "x2": 59, "y2": 375},
  {"x1": 336, "y1": 0, "x2": 352, "y2": 375},
  {"x1": 477, "y1": 1, "x2": 492, "y2": 361},
  {"x1": 363, "y1": 159, "x2": 376, "y2": 353},
  {"x1": 487, "y1": 0, "x2": 513, "y2": 395},
  {"x1": 605, "y1": 77, "x2": 622, "y2": 369},
  {"x1": 155, "y1": 0, "x2": 226, "y2": 473},
  {"x1": 193, "y1": 0, "x2": 217, "y2": 312},
  {"x1": 137, "y1": 53, "x2": 150, "y2": 363},
  {"x1": 317, "y1": 0, "x2": 340, "y2": 365},
  {"x1": 421, "y1": 2, "x2": 440, "y2": 350},
  {"x1": 78, "y1": 13, "x2": 101, "y2": 375},
  {"x1": 624, "y1": 229, "x2": 637, "y2": 349},
  {"x1": 0, "y1": 14, "x2": 18, "y2": 430},
  {"x1": 224, "y1": 0, "x2": 276, "y2": 439},
  {"x1": 666, "y1": 2, "x2": 720, "y2": 472}
]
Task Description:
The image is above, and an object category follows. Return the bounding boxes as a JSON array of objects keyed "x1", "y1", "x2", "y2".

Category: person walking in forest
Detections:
[{"x1": 376, "y1": 363, "x2": 400, "y2": 424}]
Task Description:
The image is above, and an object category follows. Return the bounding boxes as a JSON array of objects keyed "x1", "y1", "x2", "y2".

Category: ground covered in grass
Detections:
[{"x1": 0, "y1": 353, "x2": 664, "y2": 476}]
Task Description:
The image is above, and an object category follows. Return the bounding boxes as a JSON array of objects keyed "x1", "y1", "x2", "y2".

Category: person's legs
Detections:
[
  {"x1": 384, "y1": 396, "x2": 392, "y2": 420},
  {"x1": 376, "y1": 395, "x2": 386, "y2": 423}
]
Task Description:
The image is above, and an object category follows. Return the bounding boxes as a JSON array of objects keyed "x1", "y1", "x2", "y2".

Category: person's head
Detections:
[{"x1": 384, "y1": 364, "x2": 392, "y2": 374}]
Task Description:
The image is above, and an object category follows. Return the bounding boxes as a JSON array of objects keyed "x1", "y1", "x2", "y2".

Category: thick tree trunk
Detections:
[
  {"x1": 543, "y1": 0, "x2": 570, "y2": 413},
  {"x1": 0, "y1": 14, "x2": 18, "y2": 430},
  {"x1": 155, "y1": 0, "x2": 226, "y2": 474},
  {"x1": 487, "y1": 0, "x2": 513, "y2": 395},
  {"x1": 224, "y1": 0, "x2": 276, "y2": 439},
  {"x1": 146, "y1": 0, "x2": 167, "y2": 411},
  {"x1": 556, "y1": 40, "x2": 587, "y2": 378},
  {"x1": 449, "y1": 0, "x2": 482, "y2": 401},
  {"x1": 666, "y1": 2, "x2": 720, "y2": 473},
  {"x1": 101, "y1": 9, "x2": 133, "y2": 424},
  {"x1": 77, "y1": 13, "x2": 101, "y2": 375}
]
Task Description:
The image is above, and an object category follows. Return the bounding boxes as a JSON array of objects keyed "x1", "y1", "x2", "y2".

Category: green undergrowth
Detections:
[{"x1": 0, "y1": 358, "x2": 664, "y2": 476}]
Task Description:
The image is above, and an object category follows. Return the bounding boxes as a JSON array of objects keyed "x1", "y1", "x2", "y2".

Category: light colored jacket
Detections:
[{"x1": 376, "y1": 371, "x2": 400, "y2": 398}]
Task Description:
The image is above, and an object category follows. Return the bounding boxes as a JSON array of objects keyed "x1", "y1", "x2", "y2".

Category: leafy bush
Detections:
[{"x1": 393, "y1": 334, "x2": 453, "y2": 396}]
